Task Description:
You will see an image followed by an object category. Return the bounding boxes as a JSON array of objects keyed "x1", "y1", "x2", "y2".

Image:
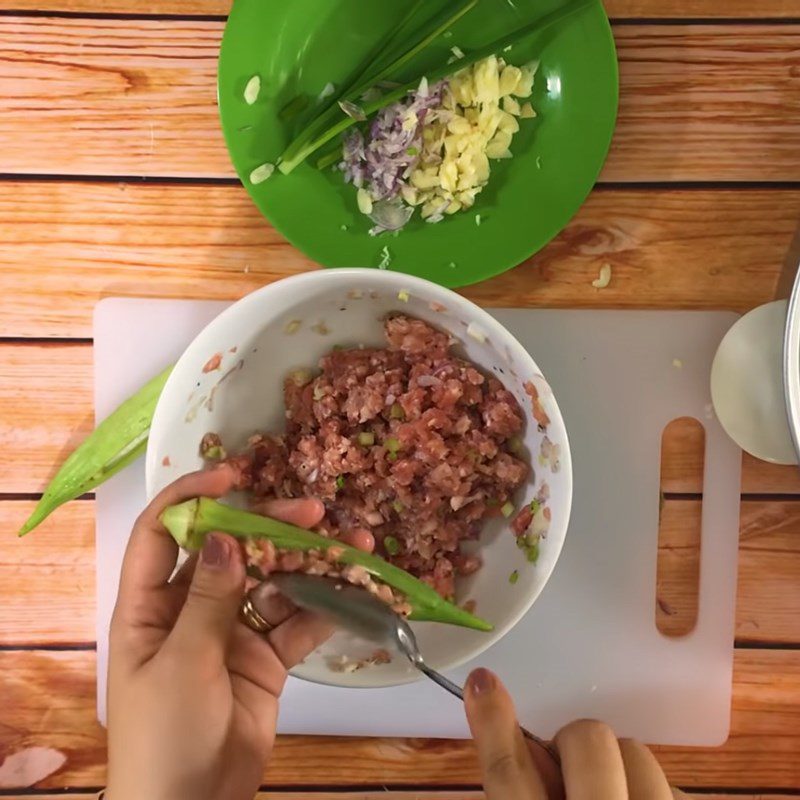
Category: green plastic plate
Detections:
[{"x1": 218, "y1": 0, "x2": 618, "y2": 288}]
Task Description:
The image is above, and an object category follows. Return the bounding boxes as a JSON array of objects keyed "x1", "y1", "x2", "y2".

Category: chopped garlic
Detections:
[
  {"x1": 357, "y1": 188, "x2": 373, "y2": 215},
  {"x1": 451, "y1": 45, "x2": 465, "y2": 59},
  {"x1": 397, "y1": 290, "x2": 410, "y2": 302},
  {"x1": 513, "y1": 63, "x2": 537, "y2": 98},
  {"x1": 249, "y1": 163, "x2": 274, "y2": 184},
  {"x1": 243, "y1": 75, "x2": 261, "y2": 105},
  {"x1": 466, "y1": 322, "x2": 487, "y2": 343},
  {"x1": 284, "y1": 319, "x2": 302, "y2": 335},
  {"x1": 499, "y1": 65, "x2": 522, "y2": 96},
  {"x1": 318, "y1": 82, "x2": 336, "y2": 100},
  {"x1": 503, "y1": 96, "x2": 521, "y2": 116},
  {"x1": 519, "y1": 102, "x2": 536, "y2": 119},
  {"x1": 592, "y1": 263, "x2": 612, "y2": 289},
  {"x1": 397, "y1": 56, "x2": 536, "y2": 222}
]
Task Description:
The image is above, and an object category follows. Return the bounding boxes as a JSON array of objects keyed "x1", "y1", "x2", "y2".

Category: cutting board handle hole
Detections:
[{"x1": 656, "y1": 417, "x2": 705, "y2": 638}]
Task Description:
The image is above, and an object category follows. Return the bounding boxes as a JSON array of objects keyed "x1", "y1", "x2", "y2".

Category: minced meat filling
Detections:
[{"x1": 223, "y1": 315, "x2": 529, "y2": 599}]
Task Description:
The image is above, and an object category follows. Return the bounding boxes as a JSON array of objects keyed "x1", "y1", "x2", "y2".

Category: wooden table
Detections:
[{"x1": 1, "y1": 0, "x2": 799, "y2": 796}]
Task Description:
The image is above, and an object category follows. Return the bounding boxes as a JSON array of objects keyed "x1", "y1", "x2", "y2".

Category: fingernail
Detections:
[
  {"x1": 201, "y1": 533, "x2": 229, "y2": 568},
  {"x1": 468, "y1": 668, "x2": 496, "y2": 696}
]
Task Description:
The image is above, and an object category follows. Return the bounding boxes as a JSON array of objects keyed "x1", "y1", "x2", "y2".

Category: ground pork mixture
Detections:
[{"x1": 218, "y1": 315, "x2": 529, "y2": 600}]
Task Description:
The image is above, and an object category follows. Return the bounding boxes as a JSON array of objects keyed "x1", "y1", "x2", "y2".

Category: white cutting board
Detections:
[{"x1": 94, "y1": 298, "x2": 741, "y2": 745}]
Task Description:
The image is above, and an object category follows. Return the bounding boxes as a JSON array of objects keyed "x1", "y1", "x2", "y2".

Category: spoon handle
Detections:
[
  {"x1": 418, "y1": 661, "x2": 464, "y2": 700},
  {"x1": 417, "y1": 661, "x2": 561, "y2": 766}
]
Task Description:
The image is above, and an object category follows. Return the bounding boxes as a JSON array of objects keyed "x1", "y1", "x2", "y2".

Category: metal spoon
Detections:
[{"x1": 268, "y1": 573, "x2": 559, "y2": 763}]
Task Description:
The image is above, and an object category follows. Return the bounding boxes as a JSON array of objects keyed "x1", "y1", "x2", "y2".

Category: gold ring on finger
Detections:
[{"x1": 239, "y1": 591, "x2": 275, "y2": 634}]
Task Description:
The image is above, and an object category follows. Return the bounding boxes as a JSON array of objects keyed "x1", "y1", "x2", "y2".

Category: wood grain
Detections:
[
  {"x1": 2, "y1": 183, "x2": 798, "y2": 338},
  {"x1": 0, "y1": 649, "x2": 796, "y2": 789},
  {"x1": 1, "y1": 342, "x2": 800, "y2": 498},
  {"x1": 1, "y1": 19, "x2": 799, "y2": 180},
  {"x1": 0, "y1": 344, "x2": 92, "y2": 494},
  {"x1": 3, "y1": 0, "x2": 800, "y2": 17},
  {"x1": 2, "y1": 499, "x2": 798, "y2": 646},
  {"x1": 656, "y1": 498, "x2": 701, "y2": 637},
  {"x1": 1, "y1": 795, "x2": 795, "y2": 800},
  {"x1": 661, "y1": 418, "x2": 800, "y2": 495},
  {"x1": 605, "y1": 25, "x2": 800, "y2": 181},
  {"x1": 0, "y1": 501, "x2": 94, "y2": 646}
]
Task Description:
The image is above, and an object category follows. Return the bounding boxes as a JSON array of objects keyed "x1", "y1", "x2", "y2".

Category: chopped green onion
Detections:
[
  {"x1": 529, "y1": 498, "x2": 541, "y2": 515},
  {"x1": 336, "y1": 475, "x2": 345, "y2": 490},
  {"x1": 388, "y1": 452, "x2": 398, "y2": 462},
  {"x1": 378, "y1": 245, "x2": 393, "y2": 270},
  {"x1": 203, "y1": 445, "x2": 226, "y2": 461},
  {"x1": 397, "y1": 289, "x2": 410, "y2": 302},
  {"x1": 526, "y1": 542, "x2": 540, "y2": 563},
  {"x1": 392, "y1": 500, "x2": 404, "y2": 513},
  {"x1": 385, "y1": 437, "x2": 401, "y2": 454},
  {"x1": 509, "y1": 570, "x2": 519, "y2": 585},
  {"x1": 486, "y1": 498, "x2": 500, "y2": 508},
  {"x1": 475, "y1": 213, "x2": 482, "y2": 226},
  {"x1": 390, "y1": 403, "x2": 405, "y2": 420},
  {"x1": 501, "y1": 501, "x2": 515, "y2": 518},
  {"x1": 279, "y1": 94, "x2": 310, "y2": 120},
  {"x1": 384, "y1": 535, "x2": 400, "y2": 556},
  {"x1": 509, "y1": 436, "x2": 522, "y2": 454},
  {"x1": 358, "y1": 431, "x2": 375, "y2": 446},
  {"x1": 406, "y1": 147, "x2": 419, "y2": 156}
]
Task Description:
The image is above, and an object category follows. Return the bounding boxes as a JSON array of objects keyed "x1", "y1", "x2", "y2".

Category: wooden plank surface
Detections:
[
  {"x1": 1, "y1": 19, "x2": 799, "y2": 181},
  {"x1": 0, "y1": 344, "x2": 92, "y2": 494},
  {"x1": 3, "y1": 343, "x2": 800, "y2": 495},
  {"x1": 2, "y1": 183, "x2": 798, "y2": 338},
  {"x1": 2, "y1": 499, "x2": 798, "y2": 646},
  {"x1": 662, "y1": 419, "x2": 800, "y2": 495},
  {"x1": 1, "y1": 795, "x2": 795, "y2": 800},
  {"x1": 1, "y1": 0, "x2": 799, "y2": 21},
  {"x1": 0, "y1": 649, "x2": 797, "y2": 789},
  {"x1": 0, "y1": 501, "x2": 94, "y2": 646}
]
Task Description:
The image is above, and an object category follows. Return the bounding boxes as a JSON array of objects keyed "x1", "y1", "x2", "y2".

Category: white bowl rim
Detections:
[{"x1": 146, "y1": 268, "x2": 573, "y2": 684}]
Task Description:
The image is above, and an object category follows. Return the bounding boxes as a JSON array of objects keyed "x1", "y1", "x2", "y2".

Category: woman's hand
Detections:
[
  {"x1": 105, "y1": 465, "x2": 330, "y2": 800},
  {"x1": 465, "y1": 668, "x2": 689, "y2": 800}
]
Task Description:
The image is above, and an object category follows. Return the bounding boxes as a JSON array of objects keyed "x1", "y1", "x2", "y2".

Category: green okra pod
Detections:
[
  {"x1": 160, "y1": 496, "x2": 493, "y2": 633},
  {"x1": 18, "y1": 365, "x2": 173, "y2": 537}
]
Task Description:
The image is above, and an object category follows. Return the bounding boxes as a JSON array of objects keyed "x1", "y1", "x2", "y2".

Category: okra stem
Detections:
[{"x1": 160, "y1": 497, "x2": 493, "y2": 633}]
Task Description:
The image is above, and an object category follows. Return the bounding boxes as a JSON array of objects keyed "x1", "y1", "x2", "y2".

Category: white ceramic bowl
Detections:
[{"x1": 146, "y1": 269, "x2": 572, "y2": 687}]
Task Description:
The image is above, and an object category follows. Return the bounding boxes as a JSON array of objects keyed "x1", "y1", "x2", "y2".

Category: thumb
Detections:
[
  {"x1": 169, "y1": 533, "x2": 245, "y2": 668},
  {"x1": 464, "y1": 668, "x2": 555, "y2": 800}
]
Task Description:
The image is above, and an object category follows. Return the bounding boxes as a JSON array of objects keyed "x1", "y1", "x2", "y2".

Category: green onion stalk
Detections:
[
  {"x1": 277, "y1": 0, "x2": 594, "y2": 175},
  {"x1": 17, "y1": 365, "x2": 173, "y2": 537},
  {"x1": 161, "y1": 497, "x2": 493, "y2": 632},
  {"x1": 279, "y1": 0, "x2": 478, "y2": 173}
]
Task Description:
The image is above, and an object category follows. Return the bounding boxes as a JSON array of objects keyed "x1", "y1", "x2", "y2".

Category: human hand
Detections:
[
  {"x1": 465, "y1": 668, "x2": 689, "y2": 800},
  {"x1": 105, "y1": 465, "x2": 330, "y2": 800}
]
